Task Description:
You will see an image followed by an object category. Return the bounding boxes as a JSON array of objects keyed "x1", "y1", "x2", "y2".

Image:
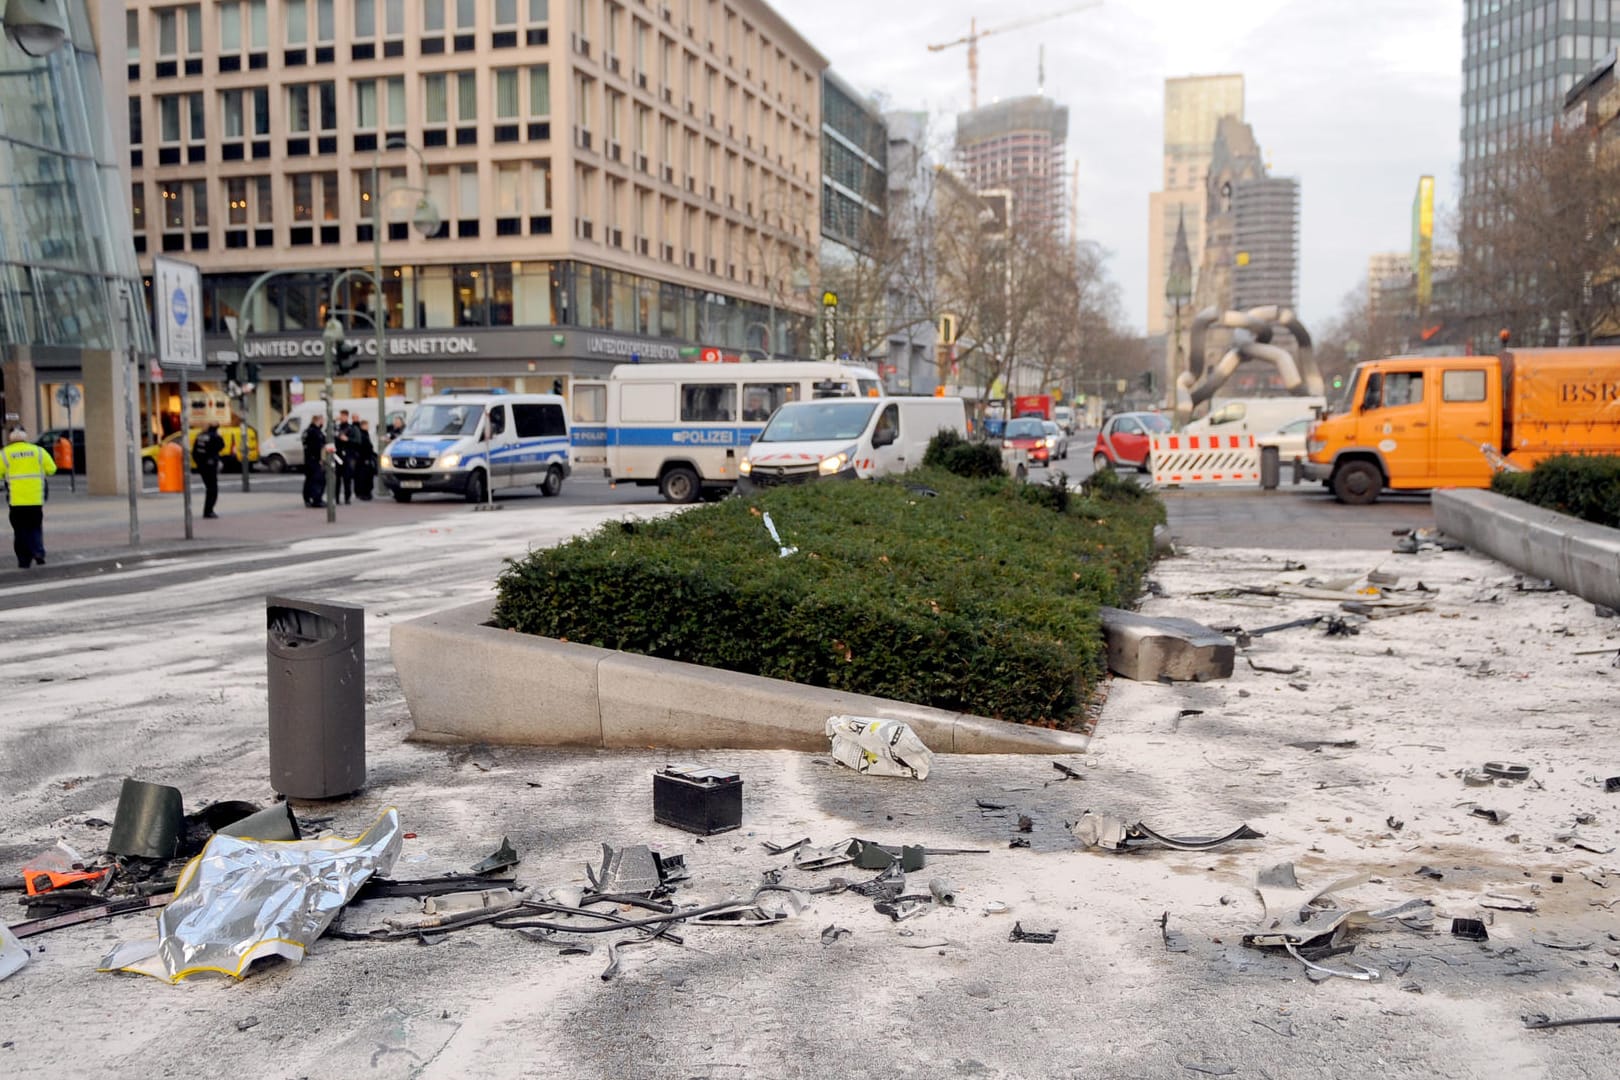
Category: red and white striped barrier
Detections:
[{"x1": 1149, "y1": 433, "x2": 1260, "y2": 487}]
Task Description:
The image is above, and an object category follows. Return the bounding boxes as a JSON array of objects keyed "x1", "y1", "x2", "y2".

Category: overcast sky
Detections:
[{"x1": 773, "y1": 0, "x2": 1462, "y2": 334}]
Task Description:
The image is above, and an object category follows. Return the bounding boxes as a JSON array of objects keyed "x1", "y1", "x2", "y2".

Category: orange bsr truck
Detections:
[{"x1": 1305, "y1": 348, "x2": 1620, "y2": 504}]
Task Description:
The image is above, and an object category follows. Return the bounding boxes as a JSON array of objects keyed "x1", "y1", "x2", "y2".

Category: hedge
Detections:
[
  {"x1": 493, "y1": 467, "x2": 1165, "y2": 728},
  {"x1": 1490, "y1": 454, "x2": 1620, "y2": 528}
]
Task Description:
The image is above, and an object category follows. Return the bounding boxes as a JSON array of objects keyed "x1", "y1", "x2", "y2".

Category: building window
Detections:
[
  {"x1": 132, "y1": 182, "x2": 145, "y2": 233},
  {"x1": 529, "y1": 159, "x2": 553, "y2": 211},
  {"x1": 356, "y1": 81, "x2": 379, "y2": 130},
  {"x1": 162, "y1": 182, "x2": 185, "y2": 229},
  {"x1": 129, "y1": 98, "x2": 143, "y2": 145},
  {"x1": 220, "y1": 2, "x2": 242, "y2": 52},
  {"x1": 157, "y1": 8, "x2": 177, "y2": 57},
  {"x1": 288, "y1": 85, "x2": 312, "y2": 132},
  {"x1": 248, "y1": 0, "x2": 267, "y2": 48},
  {"x1": 495, "y1": 69, "x2": 520, "y2": 119},
  {"x1": 424, "y1": 0, "x2": 445, "y2": 33},
  {"x1": 222, "y1": 90, "x2": 244, "y2": 138},
  {"x1": 189, "y1": 179, "x2": 209, "y2": 228},
  {"x1": 424, "y1": 73, "x2": 449, "y2": 125},
  {"x1": 253, "y1": 87, "x2": 270, "y2": 135},
  {"x1": 316, "y1": 0, "x2": 335, "y2": 43},
  {"x1": 287, "y1": 0, "x2": 308, "y2": 45},
  {"x1": 496, "y1": 0, "x2": 518, "y2": 26},
  {"x1": 385, "y1": 0, "x2": 404, "y2": 35},
  {"x1": 386, "y1": 76, "x2": 406, "y2": 130},
  {"x1": 458, "y1": 72, "x2": 479, "y2": 122},
  {"x1": 354, "y1": 0, "x2": 375, "y2": 39},
  {"x1": 127, "y1": 9, "x2": 140, "y2": 61},
  {"x1": 530, "y1": 64, "x2": 551, "y2": 115},
  {"x1": 227, "y1": 178, "x2": 250, "y2": 225}
]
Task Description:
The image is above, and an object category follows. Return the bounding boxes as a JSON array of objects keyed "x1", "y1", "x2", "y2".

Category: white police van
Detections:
[
  {"x1": 604, "y1": 361, "x2": 883, "y2": 502},
  {"x1": 380, "y1": 391, "x2": 571, "y2": 503}
]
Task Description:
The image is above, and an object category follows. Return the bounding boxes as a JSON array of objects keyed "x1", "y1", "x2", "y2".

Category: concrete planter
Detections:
[
  {"x1": 1433, "y1": 489, "x2": 1620, "y2": 611},
  {"x1": 392, "y1": 601, "x2": 1092, "y2": 754}
]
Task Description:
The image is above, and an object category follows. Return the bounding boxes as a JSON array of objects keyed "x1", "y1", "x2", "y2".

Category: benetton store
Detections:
[{"x1": 204, "y1": 327, "x2": 705, "y2": 435}]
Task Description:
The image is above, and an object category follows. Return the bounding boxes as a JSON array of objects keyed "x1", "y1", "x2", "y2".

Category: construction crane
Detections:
[{"x1": 927, "y1": 2, "x2": 1104, "y2": 110}]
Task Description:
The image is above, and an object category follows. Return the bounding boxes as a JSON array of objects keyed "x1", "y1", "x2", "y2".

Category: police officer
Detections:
[
  {"x1": 193, "y1": 421, "x2": 226, "y2": 519},
  {"x1": 302, "y1": 413, "x2": 328, "y2": 508},
  {"x1": 1, "y1": 427, "x2": 58, "y2": 569}
]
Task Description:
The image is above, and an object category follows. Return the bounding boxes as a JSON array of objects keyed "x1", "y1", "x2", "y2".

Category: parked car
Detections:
[
  {"x1": 1002, "y1": 417, "x2": 1051, "y2": 465},
  {"x1": 1041, "y1": 420, "x2": 1070, "y2": 461},
  {"x1": 141, "y1": 426, "x2": 260, "y2": 473},
  {"x1": 1257, "y1": 417, "x2": 1313, "y2": 465},
  {"x1": 1092, "y1": 412, "x2": 1171, "y2": 472},
  {"x1": 35, "y1": 427, "x2": 86, "y2": 474}
]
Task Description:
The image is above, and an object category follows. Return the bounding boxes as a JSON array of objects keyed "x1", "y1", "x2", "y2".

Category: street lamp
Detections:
[
  {"x1": 371, "y1": 137, "x2": 440, "y2": 442},
  {"x1": 1, "y1": 0, "x2": 70, "y2": 57}
]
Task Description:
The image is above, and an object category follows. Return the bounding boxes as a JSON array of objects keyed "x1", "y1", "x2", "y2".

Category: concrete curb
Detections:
[
  {"x1": 392, "y1": 600, "x2": 1092, "y2": 755},
  {"x1": 1433, "y1": 489, "x2": 1620, "y2": 610}
]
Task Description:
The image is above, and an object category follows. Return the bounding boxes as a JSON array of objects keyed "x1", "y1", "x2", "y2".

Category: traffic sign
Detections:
[
  {"x1": 55, "y1": 385, "x2": 81, "y2": 410},
  {"x1": 152, "y1": 255, "x2": 204, "y2": 369}
]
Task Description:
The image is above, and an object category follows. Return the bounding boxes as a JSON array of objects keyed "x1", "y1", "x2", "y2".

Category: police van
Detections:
[
  {"x1": 380, "y1": 391, "x2": 571, "y2": 503},
  {"x1": 604, "y1": 361, "x2": 883, "y2": 502}
]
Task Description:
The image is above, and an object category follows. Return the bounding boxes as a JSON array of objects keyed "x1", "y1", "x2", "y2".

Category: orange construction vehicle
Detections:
[{"x1": 1304, "y1": 347, "x2": 1620, "y2": 504}]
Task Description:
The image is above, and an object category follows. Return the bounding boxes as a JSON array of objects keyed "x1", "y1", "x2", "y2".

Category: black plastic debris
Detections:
[
  {"x1": 1072, "y1": 812, "x2": 1264, "y2": 853},
  {"x1": 1009, "y1": 837, "x2": 1031, "y2": 849},
  {"x1": 1322, "y1": 615, "x2": 1360, "y2": 637},
  {"x1": 471, "y1": 837, "x2": 520, "y2": 875},
  {"x1": 874, "y1": 894, "x2": 934, "y2": 922},
  {"x1": 1470, "y1": 807, "x2": 1510, "y2": 825},
  {"x1": 849, "y1": 839, "x2": 927, "y2": 872},
  {"x1": 1483, "y1": 762, "x2": 1531, "y2": 781},
  {"x1": 1605, "y1": 777, "x2": 1620, "y2": 794},
  {"x1": 1009, "y1": 922, "x2": 1058, "y2": 944},
  {"x1": 584, "y1": 844, "x2": 664, "y2": 896},
  {"x1": 762, "y1": 837, "x2": 809, "y2": 855},
  {"x1": 1452, "y1": 917, "x2": 1490, "y2": 942},
  {"x1": 1159, "y1": 911, "x2": 1191, "y2": 953},
  {"x1": 1051, "y1": 762, "x2": 1084, "y2": 782},
  {"x1": 821, "y1": 924, "x2": 852, "y2": 944},
  {"x1": 847, "y1": 864, "x2": 906, "y2": 899},
  {"x1": 1415, "y1": 866, "x2": 1445, "y2": 880},
  {"x1": 1017, "y1": 815, "x2": 1034, "y2": 833},
  {"x1": 107, "y1": 779, "x2": 184, "y2": 861},
  {"x1": 1523, "y1": 1013, "x2": 1620, "y2": 1030}
]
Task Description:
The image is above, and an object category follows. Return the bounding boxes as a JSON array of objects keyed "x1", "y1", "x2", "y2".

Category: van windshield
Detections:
[
  {"x1": 756, "y1": 401, "x2": 878, "y2": 442},
  {"x1": 404, "y1": 403, "x2": 484, "y2": 437}
]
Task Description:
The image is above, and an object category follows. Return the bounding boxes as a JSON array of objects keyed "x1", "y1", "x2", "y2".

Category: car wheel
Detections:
[
  {"x1": 539, "y1": 464, "x2": 564, "y2": 497},
  {"x1": 263, "y1": 454, "x2": 286, "y2": 474},
  {"x1": 392, "y1": 489, "x2": 413, "y2": 503},
  {"x1": 465, "y1": 468, "x2": 488, "y2": 504},
  {"x1": 660, "y1": 465, "x2": 701, "y2": 503},
  {"x1": 1332, "y1": 460, "x2": 1383, "y2": 505},
  {"x1": 141, "y1": 457, "x2": 156, "y2": 475},
  {"x1": 1092, "y1": 453, "x2": 1112, "y2": 472},
  {"x1": 1138, "y1": 454, "x2": 1152, "y2": 474}
]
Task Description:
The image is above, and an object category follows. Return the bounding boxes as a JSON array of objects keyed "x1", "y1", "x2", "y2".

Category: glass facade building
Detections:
[
  {"x1": 1461, "y1": 0, "x2": 1620, "y2": 198},
  {"x1": 1, "y1": 0, "x2": 151, "y2": 425}
]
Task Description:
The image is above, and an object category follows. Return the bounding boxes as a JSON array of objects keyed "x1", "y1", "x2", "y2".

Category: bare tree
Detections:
[{"x1": 1456, "y1": 127, "x2": 1620, "y2": 345}]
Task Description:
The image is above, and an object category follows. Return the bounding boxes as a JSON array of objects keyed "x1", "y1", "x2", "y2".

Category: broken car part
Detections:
[
  {"x1": 470, "y1": 837, "x2": 520, "y2": 876},
  {"x1": 10, "y1": 893, "x2": 171, "y2": 940},
  {"x1": 98, "y1": 808, "x2": 402, "y2": 983},
  {"x1": 1522, "y1": 1014, "x2": 1620, "y2": 1030},
  {"x1": 0, "y1": 924, "x2": 27, "y2": 981},
  {"x1": 825, "y1": 715, "x2": 934, "y2": 779},
  {"x1": 1159, "y1": 911, "x2": 1191, "y2": 953},
  {"x1": 1008, "y1": 922, "x2": 1058, "y2": 944},
  {"x1": 653, "y1": 764, "x2": 743, "y2": 836},
  {"x1": 1285, "y1": 941, "x2": 1379, "y2": 981},
  {"x1": 1072, "y1": 812, "x2": 1263, "y2": 853},
  {"x1": 353, "y1": 873, "x2": 520, "y2": 901},
  {"x1": 107, "y1": 779, "x2": 185, "y2": 860},
  {"x1": 850, "y1": 839, "x2": 927, "y2": 872},
  {"x1": 1483, "y1": 762, "x2": 1531, "y2": 781},
  {"x1": 874, "y1": 894, "x2": 935, "y2": 922},
  {"x1": 1052, "y1": 762, "x2": 1084, "y2": 781},
  {"x1": 928, "y1": 878, "x2": 957, "y2": 906},
  {"x1": 1451, "y1": 918, "x2": 1490, "y2": 942},
  {"x1": 215, "y1": 802, "x2": 301, "y2": 842}
]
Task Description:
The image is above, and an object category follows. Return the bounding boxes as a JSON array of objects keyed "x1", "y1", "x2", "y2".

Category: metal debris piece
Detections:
[
  {"x1": 1523, "y1": 1014, "x2": 1620, "y2": 1030},
  {"x1": 849, "y1": 839, "x2": 927, "y2": 872},
  {"x1": 1451, "y1": 918, "x2": 1490, "y2": 942},
  {"x1": 1605, "y1": 777, "x2": 1620, "y2": 794},
  {"x1": 1462, "y1": 769, "x2": 1494, "y2": 787},
  {"x1": 1533, "y1": 936, "x2": 1592, "y2": 951},
  {"x1": 1387, "y1": 816, "x2": 1405, "y2": 831},
  {"x1": 1051, "y1": 762, "x2": 1084, "y2": 781},
  {"x1": 1285, "y1": 941, "x2": 1379, "y2": 981},
  {"x1": 928, "y1": 878, "x2": 957, "y2": 906},
  {"x1": 874, "y1": 894, "x2": 935, "y2": 922},
  {"x1": 235, "y1": 1016, "x2": 260, "y2": 1032},
  {"x1": 1415, "y1": 866, "x2": 1444, "y2": 880},
  {"x1": 1341, "y1": 599, "x2": 1434, "y2": 620},
  {"x1": 1009, "y1": 837, "x2": 1031, "y2": 849},
  {"x1": 584, "y1": 844, "x2": 662, "y2": 896},
  {"x1": 847, "y1": 864, "x2": 906, "y2": 899},
  {"x1": 1246, "y1": 656, "x2": 1303, "y2": 676},
  {"x1": 1471, "y1": 807, "x2": 1510, "y2": 825},
  {"x1": 762, "y1": 837, "x2": 809, "y2": 855},
  {"x1": 107, "y1": 779, "x2": 185, "y2": 861},
  {"x1": 1366, "y1": 570, "x2": 1401, "y2": 586},
  {"x1": 1016, "y1": 815, "x2": 1034, "y2": 833},
  {"x1": 1008, "y1": 922, "x2": 1057, "y2": 944},
  {"x1": 792, "y1": 840, "x2": 856, "y2": 871},
  {"x1": 1554, "y1": 832, "x2": 1616, "y2": 854},
  {"x1": 1322, "y1": 615, "x2": 1360, "y2": 637},
  {"x1": 1159, "y1": 911, "x2": 1191, "y2": 953},
  {"x1": 975, "y1": 799, "x2": 1009, "y2": 812},
  {"x1": 1482, "y1": 894, "x2": 1537, "y2": 912},
  {"x1": 1180, "y1": 1063, "x2": 1236, "y2": 1077},
  {"x1": 821, "y1": 924, "x2": 852, "y2": 944},
  {"x1": 983, "y1": 900, "x2": 1010, "y2": 915},
  {"x1": 1483, "y1": 762, "x2": 1530, "y2": 781},
  {"x1": 1072, "y1": 812, "x2": 1263, "y2": 853},
  {"x1": 1287, "y1": 739, "x2": 1358, "y2": 752},
  {"x1": 1249, "y1": 616, "x2": 1323, "y2": 637},
  {"x1": 470, "y1": 837, "x2": 520, "y2": 875}
]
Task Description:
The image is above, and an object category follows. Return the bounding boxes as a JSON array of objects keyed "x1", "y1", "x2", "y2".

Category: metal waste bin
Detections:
[
  {"x1": 267, "y1": 595, "x2": 365, "y2": 799},
  {"x1": 1260, "y1": 446, "x2": 1280, "y2": 491}
]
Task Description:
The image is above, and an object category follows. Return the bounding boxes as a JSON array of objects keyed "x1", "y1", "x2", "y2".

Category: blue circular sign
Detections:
[{"x1": 171, "y1": 286, "x2": 189, "y2": 327}]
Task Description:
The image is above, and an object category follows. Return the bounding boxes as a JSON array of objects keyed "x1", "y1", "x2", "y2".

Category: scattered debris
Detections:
[
  {"x1": 1051, "y1": 761, "x2": 1085, "y2": 782},
  {"x1": 1179, "y1": 1060, "x2": 1236, "y2": 1076},
  {"x1": 1008, "y1": 837, "x2": 1031, "y2": 849},
  {"x1": 0, "y1": 925, "x2": 27, "y2": 981},
  {"x1": 762, "y1": 837, "x2": 809, "y2": 855},
  {"x1": 873, "y1": 894, "x2": 934, "y2": 922},
  {"x1": 1554, "y1": 832, "x2": 1616, "y2": 854},
  {"x1": 1366, "y1": 569, "x2": 1401, "y2": 586},
  {"x1": 1483, "y1": 762, "x2": 1531, "y2": 781},
  {"x1": 1099, "y1": 607, "x2": 1236, "y2": 683},
  {"x1": 761, "y1": 511, "x2": 797, "y2": 558},
  {"x1": 235, "y1": 1016, "x2": 260, "y2": 1032},
  {"x1": 1415, "y1": 866, "x2": 1444, "y2": 880},
  {"x1": 1008, "y1": 922, "x2": 1058, "y2": 944},
  {"x1": 820, "y1": 924, "x2": 852, "y2": 944},
  {"x1": 975, "y1": 799, "x2": 1009, "y2": 811},
  {"x1": 1514, "y1": 576, "x2": 1558, "y2": 593},
  {"x1": 1523, "y1": 1014, "x2": 1620, "y2": 1030},
  {"x1": 1246, "y1": 656, "x2": 1303, "y2": 676},
  {"x1": 106, "y1": 779, "x2": 185, "y2": 861},
  {"x1": 1322, "y1": 615, "x2": 1360, "y2": 637},
  {"x1": 1341, "y1": 599, "x2": 1433, "y2": 620},
  {"x1": 1286, "y1": 941, "x2": 1379, "y2": 982},
  {"x1": 983, "y1": 901, "x2": 1010, "y2": 915},
  {"x1": 1533, "y1": 935, "x2": 1593, "y2": 951},
  {"x1": 1482, "y1": 894, "x2": 1537, "y2": 912},
  {"x1": 1016, "y1": 815, "x2": 1034, "y2": 833},
  {"x1": 1452, "y1": 918, "x2": 1490, "y2": 942},
  {"x1": 1072, "y1": 812, "x2": 1263, "y2": 853},
  {"x1": 653, "y1": 764, "x2": 743, "y2": 836},
  {"x1": 1470, "y1": 807, "x2": 1511, "y2": 825},
  {"x1": 826, "y1": 715, "x2": 934, "y2": 779},
  {"x1": 928, "y1": 878, "x2": 957, "y2": 906},
  {"x1": 585, "y1": 844, "x2": 684, "y2": 897},
  {"x1": 470, "y1": 837, "x2": 520, "y2": 876},
  {"x1": 850, "y1": 839, "x2": 928, "y2": 872},
  {"x1": 1386, "y1": 816, "x2": 1405, "y2": 831},
  {"x1": 1605, "y1": 777, "x2": 1620, "y2": 794},
  {"x1": 1287, "y1": 739, "x2": 1358, "y2": 752},
  {"x1": 1244, "y1": 862, "x2": 1432, "y2": 978},
  {"x1": 1159, "y1": 911, "x2": 1191, "y2": 953}
]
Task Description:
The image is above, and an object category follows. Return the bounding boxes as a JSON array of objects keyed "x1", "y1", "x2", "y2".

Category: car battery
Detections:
[{"x1": 653, "y1": 764, "x2": 742, "y2": 835}]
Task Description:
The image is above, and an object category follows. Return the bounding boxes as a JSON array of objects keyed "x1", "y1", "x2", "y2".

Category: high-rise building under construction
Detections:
[{"x1": 953, "y1": 95, "x2": 1068, "y2": 235}]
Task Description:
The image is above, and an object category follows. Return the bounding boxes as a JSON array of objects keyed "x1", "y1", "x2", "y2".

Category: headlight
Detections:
[
  {"x1": 1044, "y1": 435, "x2": 1056, "y2": 447},
  {"x1": 738, "y1": 457, "x2": 753, "y2": 475},
  {"x1": 819, "y1": 447, "x2": 854, "y2": 475},
  {"x1": 438, "y1": 452, "x2": 461, "y2": 468},
  {"x1": 1307, "y1": 439, "x2": 1326, "y2": 455},
  {"x1": 380, "y1": 454, "x2": 393, "y2": 468}
]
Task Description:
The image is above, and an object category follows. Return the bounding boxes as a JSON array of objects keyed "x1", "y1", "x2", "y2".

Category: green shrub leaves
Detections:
[
  {"x1": 494, "y1": 469, "x2": 1164, "y2": 727},
  {"x1": 1491, "y1": 454, "x2": 1620, "y2": 528}
]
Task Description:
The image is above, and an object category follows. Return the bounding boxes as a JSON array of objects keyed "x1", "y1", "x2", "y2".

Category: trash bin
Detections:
[
  {"x1": 267, "y1": 595, "x2": 366, "y2": 799},
  {"x1": 157, "y1": 441, "x2": 185, "y2": 493},
  {"x1": 1260, "y1": 446, "x2": 1280, "y2": 491}
]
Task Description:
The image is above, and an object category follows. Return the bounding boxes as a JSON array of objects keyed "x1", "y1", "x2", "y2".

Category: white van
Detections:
[
  {"x1": 1053, "y1": 404, "x2": 1076, "y2": 433},
  {"x1": 605, "y1": 361, "x2": 884, "y2": 503},
  {"x1": 261, "y1": 397, "x2": 411, "y2": 473},
  {"x1": 738, "y1": 397, "x2": 968, "y2": 492},
  {"x1": 1181, "y1": 396, "x2": 1325, "y2": 437},
  {"x1": 379, "y1": 392, "x2": 571, "y2": 503}
]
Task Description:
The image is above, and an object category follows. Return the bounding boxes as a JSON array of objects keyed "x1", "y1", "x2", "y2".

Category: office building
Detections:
[
  {"x1": 820, "y1": 70, "x2": 884, "y2": 254},
  {"x1": 1146, "y1": 74, "x2": 1243, "y2": 338},
  {"x1": 125, "y1": 0, "x2": 827, "y2": 435},
  {"x1": 1, "y1": 0, "x2": 152, "y2": 493},
  {"x1": 1461, "y1": 0, "x2": 1620, "y2": 199},
  {"x1": 952, "y1": 94, "x2": 1067, "y2": 235},
  {"x1": 1367, "y1": 249, "x2": 1460, "y2": 316},
  {"x1": 1230, "y1": 175, "x2": 1299, "y2": 312}
]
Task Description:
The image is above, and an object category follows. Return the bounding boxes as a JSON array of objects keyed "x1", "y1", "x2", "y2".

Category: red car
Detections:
[
  {"x1": 1002, "y1": 417, "x2": 1051, "y2": 464},
  {"x1": 1092, "y1": 412, "x2": 1171, "y2": 472}
]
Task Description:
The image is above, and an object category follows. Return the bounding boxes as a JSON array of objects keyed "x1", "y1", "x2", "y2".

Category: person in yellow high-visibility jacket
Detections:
[{"x1": 1, "y1": 428, "x2": 58, "y2": 569}]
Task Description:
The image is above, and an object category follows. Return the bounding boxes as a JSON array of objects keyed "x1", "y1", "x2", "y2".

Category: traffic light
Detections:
[{"x1": 334, "y1": 339, "x2": 362, "y2": 374}]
